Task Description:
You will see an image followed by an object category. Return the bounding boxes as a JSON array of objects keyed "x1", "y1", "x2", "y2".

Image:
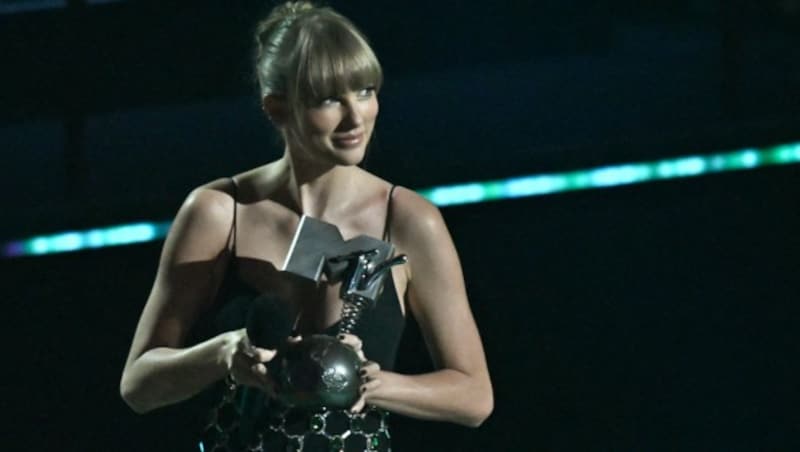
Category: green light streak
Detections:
[
  {"x1": 3, "y1": 141, "x2": 800, "y2": 257},
  {"x1": 418, "y1": 142, "x2": 800, "y2": 206},
  {"x1": 7, "y1": 222, "x2": 171, "y2": 258}
]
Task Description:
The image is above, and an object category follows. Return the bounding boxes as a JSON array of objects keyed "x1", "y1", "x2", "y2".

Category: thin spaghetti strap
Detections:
[
  {"x1": 229, "y1": 177, "x2": 239, "y2": 257},
  {"x1": 382, "y1": 185, "x2": 398, "y2": 242}
]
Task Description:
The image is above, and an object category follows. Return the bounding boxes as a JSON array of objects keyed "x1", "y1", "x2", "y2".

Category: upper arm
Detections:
[
  {"x1": 392, "y1": 188, "x2": 489, "y2": 377},
  {"x1": 124, "y1": 184, "x2": 235, "y2": 367}
]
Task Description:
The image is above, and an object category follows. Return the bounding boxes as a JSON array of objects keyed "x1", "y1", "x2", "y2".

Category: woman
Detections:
[{"x1": 120, "y1": 2, "x2": 492, "y2": 450}]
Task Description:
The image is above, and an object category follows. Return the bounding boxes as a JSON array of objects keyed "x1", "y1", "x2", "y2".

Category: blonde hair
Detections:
[{"x1": 254, "y1": 1, "x2": 383, "y2": 110}]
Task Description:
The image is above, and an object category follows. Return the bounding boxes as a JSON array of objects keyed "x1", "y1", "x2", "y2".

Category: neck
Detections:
[{"x1": 279, "y1": 150, "x2": 360, "y2": 220}]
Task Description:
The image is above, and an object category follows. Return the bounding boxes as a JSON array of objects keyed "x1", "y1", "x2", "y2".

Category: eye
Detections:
[
  {"x1": 319, "y1": 96, "x2": 340, "y2": 107},
  {"x1": 357, "y1": 86, "x2": 376, "y2": 98}
]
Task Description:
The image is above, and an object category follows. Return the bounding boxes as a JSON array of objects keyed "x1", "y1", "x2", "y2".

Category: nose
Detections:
[{"x1": 341, "y1": 96, "x2": 364, "y2": 128}]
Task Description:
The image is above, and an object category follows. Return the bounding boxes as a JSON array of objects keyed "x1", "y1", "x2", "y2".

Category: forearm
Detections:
[
  {"x1": 120, "y1": 333, "x2": 231, "y2": 414},
  {"x1": 369, "y1": 369, "x2": 493, "y2": 427}
]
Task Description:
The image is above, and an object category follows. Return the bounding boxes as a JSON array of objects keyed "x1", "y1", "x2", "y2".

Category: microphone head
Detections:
[{"x1": 246, "y1": 295, "x2": 294, "y2": 350}]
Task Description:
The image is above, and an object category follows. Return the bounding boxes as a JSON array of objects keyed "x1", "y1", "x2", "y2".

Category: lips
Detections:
[{"x1": 332, "y1": 131, "x2": 364, "y2": 149}]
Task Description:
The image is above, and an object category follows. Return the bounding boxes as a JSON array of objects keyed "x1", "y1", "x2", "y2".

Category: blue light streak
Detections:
[{"x1": 3, "y1": 141, "x2": 800, "y2": 258}]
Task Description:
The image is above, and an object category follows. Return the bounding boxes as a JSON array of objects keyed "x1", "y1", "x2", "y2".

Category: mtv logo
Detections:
[{"x1": 282, "y1": 215, "x2": 396, "y2": 284}]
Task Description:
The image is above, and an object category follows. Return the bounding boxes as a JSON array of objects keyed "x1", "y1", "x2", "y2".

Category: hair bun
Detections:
[
  {"x1": 255, "y1": 1, "x2": 315, "y2": 46},
  {"x1": 279, "y1": 1, "x2": 315, "y2": 17}
]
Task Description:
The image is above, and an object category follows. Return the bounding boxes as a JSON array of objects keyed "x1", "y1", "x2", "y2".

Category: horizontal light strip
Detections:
[
  {"x1": 418, "y1": 141, "x2": 800, "y2": 206},
  {"x1": 0, "y1": 0, "x2": 124, "y2": 14},
  {"x1": 2, "y1": 222, "x2": 171, "y2": 258},
  {"x1": 3, "y1": 141, "x2": 800, "y2": 258},
  {"x1": 0, "y1": 0, "x2": 66, "y2": 14}
]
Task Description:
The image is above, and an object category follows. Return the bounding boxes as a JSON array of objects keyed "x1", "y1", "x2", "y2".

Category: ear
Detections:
[{"x1": 262, "y1": 94, "x2": 289, "y2": 125}]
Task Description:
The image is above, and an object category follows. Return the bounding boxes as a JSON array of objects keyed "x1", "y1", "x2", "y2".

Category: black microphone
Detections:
[
  {"x1": 239, "y1": 295, "x2": 293, "y2": 416},
  {"x1": 245, "y1": 294, "x2": 294, "y2": 363}
]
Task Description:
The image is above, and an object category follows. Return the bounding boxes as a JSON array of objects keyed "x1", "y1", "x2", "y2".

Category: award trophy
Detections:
[{"x1": 275, "y1": 215, "x2": 407, "y2": 409}]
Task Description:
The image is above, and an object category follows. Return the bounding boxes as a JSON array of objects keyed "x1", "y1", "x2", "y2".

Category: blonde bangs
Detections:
[{"x1": 293, "y1": 17, "x2": 383, "y2": 106}]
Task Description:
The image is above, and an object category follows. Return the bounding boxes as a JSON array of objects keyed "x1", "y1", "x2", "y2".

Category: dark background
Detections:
[{"x1": 2, "y1": 1, "x2": 799, "y2": 450}]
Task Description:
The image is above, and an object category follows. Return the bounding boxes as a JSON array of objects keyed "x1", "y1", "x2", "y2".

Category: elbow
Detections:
[
  {"x1": 457, "y1": 378, "x2": 493, "y2": 427},
  {"x1": 120, "y1": 374, "x2": 155, "y2": 415},
  {"x1": 464, "y1": 390, "x2": 494, "y2": 427},
  {"x1": 120, "y1": 391, "x2": 148, "y2": 415}
]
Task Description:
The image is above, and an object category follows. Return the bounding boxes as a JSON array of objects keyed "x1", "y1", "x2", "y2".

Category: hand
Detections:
[
  {"x1": 221, "y1": 328, "x2": 276, "y2": 393},
  {"x1": 338, "y1": 333, "x2": 382, "y2": 413}
]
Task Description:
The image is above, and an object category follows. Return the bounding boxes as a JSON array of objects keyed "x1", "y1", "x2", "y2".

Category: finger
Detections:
[
  {"x1": 360, "y1": 377, "x2": 381, "y2": 393},
  {"x1": 356, "y1": 350, "x2": 366, "y2": 361},
  {"x1": 350, "y1": 394, "x2": 366, "y2": 413},
  {"x1": 231, "y1": 360, "x2": 273, "y2": 390},
  {"x1": 338, "y1": 334, "x2": 366, "y2": 361},
  {"x1": 252, "y1": 347, "x2": 277, "y2": 363},
  {"x1": 359, "y1": 361, "x2": 380, "y2": 377},
  {"x1": 231, "y1": 345, "x2": 267, "y2": 379},
  {"x1": 251, "y1": 362, "x2": 267, "y2": 377},
  {"x1": 350, "y1": 377, "x2": 381, "y2": 413},
  {"x1": 237, "y1": 333, "x2": 256, "y2": 357},
  {"x1": 337, "y1": 333, "x2": 363, "y2": 351}
]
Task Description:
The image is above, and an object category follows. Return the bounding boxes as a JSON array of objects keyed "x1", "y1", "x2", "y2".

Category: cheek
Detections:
[
  {"x1": 366, "y1": 100, "x2": 379, "y2": 123},
  {"x1": 304, "y1": 111, "x2": 338, "y2": 135}
]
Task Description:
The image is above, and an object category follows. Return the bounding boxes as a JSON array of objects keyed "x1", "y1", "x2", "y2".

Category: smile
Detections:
[{"x1": 331, "y1": 131, "x2": 364, "y2": 149}]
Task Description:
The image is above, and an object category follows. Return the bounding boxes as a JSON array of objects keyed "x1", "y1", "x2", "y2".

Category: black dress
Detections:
[{"x1": 190, "y1": 184, "x2": 405, "y2": 452}]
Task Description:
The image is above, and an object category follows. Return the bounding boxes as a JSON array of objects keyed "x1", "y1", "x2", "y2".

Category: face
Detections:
[{"x1": 289, "y1": 86, "x2": 379, "y2": 167}]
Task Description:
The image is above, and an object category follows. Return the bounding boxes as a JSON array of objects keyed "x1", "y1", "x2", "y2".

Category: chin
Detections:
[
  {"x1": 329, "y1": 144, "x2": 368, "y2": 167},
  {"x1": 335, "y1": 151, "x2": 366, "y2": 167}
]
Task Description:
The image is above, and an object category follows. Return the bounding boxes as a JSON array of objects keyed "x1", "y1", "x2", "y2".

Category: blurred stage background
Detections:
[{"x1": 2, "y1": 1, "x2": 799, "y2": 450}]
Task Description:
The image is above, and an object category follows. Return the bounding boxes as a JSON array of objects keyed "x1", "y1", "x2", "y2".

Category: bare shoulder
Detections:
[
  {"x1": 387, "y1": 186, "x2": 457, "y2": 285},
  {"x1": 180, "y1": 178, "x2": 236, "y2": 225},
  {"x1": 389, "y1": 186, "x2": 448, "y2": 240},
  {"x1": 164, "y1": 178, "x2": 237, "y2": 263}
]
